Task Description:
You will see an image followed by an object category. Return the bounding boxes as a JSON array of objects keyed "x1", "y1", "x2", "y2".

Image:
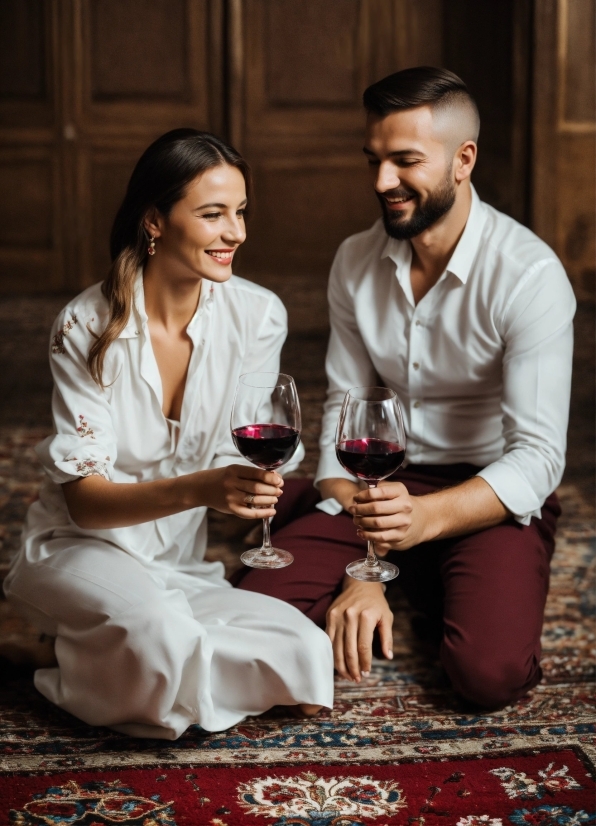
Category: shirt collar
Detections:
[
  {"x1": 443, "y1": 185, "x2": 487, "y2": 284},
  {"x1": 380, "y1": 185, "x2": 487, "y2": 287},
  {"x1": 118, "y1": 269, "x2": 216, "y2": 340}
]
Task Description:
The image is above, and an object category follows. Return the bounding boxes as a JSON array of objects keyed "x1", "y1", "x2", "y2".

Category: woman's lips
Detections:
[{"x1": 206, "y1": 249, "x2": 235, "y2": 265}]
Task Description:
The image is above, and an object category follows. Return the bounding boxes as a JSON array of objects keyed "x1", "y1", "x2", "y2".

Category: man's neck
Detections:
[{"x1": 409, "y1": 182, "x2": 472, "y2": 301}]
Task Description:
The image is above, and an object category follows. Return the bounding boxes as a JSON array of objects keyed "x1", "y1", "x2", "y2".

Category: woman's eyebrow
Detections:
[{"x1": 195, "y1": 198, "x2": 248, "y2": 210}]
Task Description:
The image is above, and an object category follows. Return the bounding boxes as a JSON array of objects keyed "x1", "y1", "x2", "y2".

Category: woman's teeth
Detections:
[{"x1": 206, "y1": 250, "x2": 233, "y2": 262}]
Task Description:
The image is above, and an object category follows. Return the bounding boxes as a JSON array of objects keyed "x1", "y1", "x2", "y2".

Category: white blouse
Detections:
[{"x1": 23, "y1": 271, "x2": 305, "y2": 573}]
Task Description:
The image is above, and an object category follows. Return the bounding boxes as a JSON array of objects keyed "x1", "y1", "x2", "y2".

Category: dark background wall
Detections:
[{"x1": 0, "y1": 0, "x2": 593, "y2": 324}]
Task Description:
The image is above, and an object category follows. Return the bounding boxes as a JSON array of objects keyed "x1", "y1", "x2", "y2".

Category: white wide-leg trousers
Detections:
[{"x1": 5, "y1": 538, "x2": 334, "y2": 739}]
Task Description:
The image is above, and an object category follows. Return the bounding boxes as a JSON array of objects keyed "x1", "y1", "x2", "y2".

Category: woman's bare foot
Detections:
[{"x1": 290, "y1": 703, "x2": 323, "y2": 718}]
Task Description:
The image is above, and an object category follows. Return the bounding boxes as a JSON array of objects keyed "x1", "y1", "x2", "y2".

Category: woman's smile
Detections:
[{"x1": 205, "y1": 248, "x2": 236, "y2": 265}]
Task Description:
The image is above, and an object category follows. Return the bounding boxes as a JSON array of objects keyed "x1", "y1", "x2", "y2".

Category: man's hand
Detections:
[
  {"x1": 326, "y1": 577, "x2": 394, "y2": 682},
  {"x1": 350, "y1": 476, "x2": 509, "y2": 553},
  {"x1": 350, "y1": 482, "x2": 426, "y2": 553}
]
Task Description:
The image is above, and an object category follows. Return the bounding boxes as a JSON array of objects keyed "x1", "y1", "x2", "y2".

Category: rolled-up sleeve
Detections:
[
  {"x1": 315, "y1": 243, "x2": 378, "y2": 486},
  {"x1": 476, "y1": 258, "x2": 576, "y2": 524},
  {"x1": 36, "y1": 309, "x2": 117, "y2": 484},
  {"x1": 211, "y1": 292, "x2": 305, "y2": 473}
]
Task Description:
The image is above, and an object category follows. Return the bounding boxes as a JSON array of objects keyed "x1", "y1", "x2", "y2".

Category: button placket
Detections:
[{"x1": 409, "y1": 310, "x2": 426, "y2": 431}]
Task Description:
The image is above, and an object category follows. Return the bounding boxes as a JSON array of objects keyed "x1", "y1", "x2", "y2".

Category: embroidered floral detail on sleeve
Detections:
[
  {"x1": 76, "y1": 415, "x2": 95, "y2": 439},
  {"x1": 51, "y1": 315, "x2": 78, "y2": 354},
  {"x1": 75, "y1": 459, "x2": 109, "y2": 479}
]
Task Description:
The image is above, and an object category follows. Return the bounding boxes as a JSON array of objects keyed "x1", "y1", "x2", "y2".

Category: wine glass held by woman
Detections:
[
  {"x1": 335, "y1": 386, "x2": 406, "y2": 582},
  {"x1": 231, "y1": 371, "x2": 301, "y2": 569},
  {"x1": 2, "y1": 129, "x2": 333, "y2": 739}
]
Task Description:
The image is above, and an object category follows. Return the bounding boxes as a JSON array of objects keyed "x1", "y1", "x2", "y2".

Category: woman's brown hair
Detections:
[{"x1": 88, "y1": 128, "x2": 251, "y2": 385}]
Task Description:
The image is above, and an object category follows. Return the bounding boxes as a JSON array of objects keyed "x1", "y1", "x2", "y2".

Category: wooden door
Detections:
[
  {"x1": 0, "y1": 0, "x2": 224, "y2": 293},
  {"x1": 0, "y1": 0, "x2": 64, "y2": 292},
  {"x1": 230, "y1": 0, "x2": 443, "y2": 331},
  {"x1": 533, "y1": 0, "x2": 595, "y2": 301}
]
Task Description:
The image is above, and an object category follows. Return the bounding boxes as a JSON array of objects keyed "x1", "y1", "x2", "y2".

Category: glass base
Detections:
[
  {"x1": 346, "y1": 557, "x2": 399, "y2": 583},
  {"x1": 240, "y1": 546, "x2": 294, "y2": 569}
]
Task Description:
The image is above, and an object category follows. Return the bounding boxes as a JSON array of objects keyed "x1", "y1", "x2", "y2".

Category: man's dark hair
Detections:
[{"x1": 363, "y1": 66, "x2": 480, "y2": 141}]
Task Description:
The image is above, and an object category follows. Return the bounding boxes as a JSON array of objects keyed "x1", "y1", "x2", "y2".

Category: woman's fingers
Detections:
[
  {"x1": 237, "y1": 466, "x2": 284, "y2": 487},
  {"x1": 232, "y1": 503, "x2": 277, "y2": 520}
]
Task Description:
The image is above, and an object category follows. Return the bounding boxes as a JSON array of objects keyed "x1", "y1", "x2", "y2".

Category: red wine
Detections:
[
  {"x1": 336, "y1": 438, "x2": 405, "y2": 481},
  {"x1": 232, "y1": 424, "x2": 300, "y2": 469}
]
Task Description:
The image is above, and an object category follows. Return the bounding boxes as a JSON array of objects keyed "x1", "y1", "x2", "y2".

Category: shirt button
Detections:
[
  {"x1": 413, "y1": 362, "x2": 420, "y2": 370},
  {"x1": 415, "y1": 320, "x2": 423, "y2": 327},
  {"x1": 413, "y1": 400, "x2": 421, "y2": 408}
]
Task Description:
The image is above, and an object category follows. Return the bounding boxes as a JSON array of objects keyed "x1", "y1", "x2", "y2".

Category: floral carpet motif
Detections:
[{"x1": 1, "y1": 752, "x2": 594, "y2": 824}]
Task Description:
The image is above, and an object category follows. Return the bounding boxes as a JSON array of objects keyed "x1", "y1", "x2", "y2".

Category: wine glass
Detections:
[
  {"x1": 335, "y1": 386, "x2": 406, "y2": 582},
  {"x1": 231, "y1": 372, "x2": 301, "y2": 569}
]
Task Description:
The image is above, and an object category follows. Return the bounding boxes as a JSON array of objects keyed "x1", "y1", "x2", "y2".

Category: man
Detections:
[{"x1": 238, "y1": 67, "x2": 575, "y2": 709}]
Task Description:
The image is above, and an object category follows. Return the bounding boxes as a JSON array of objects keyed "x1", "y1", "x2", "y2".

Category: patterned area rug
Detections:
[
  {"x1": 0, "y1": 428, "x2": 594, "y2": 822},
  {"x1": 1, "y1": 753, "x2": 595, "y2": 824}
]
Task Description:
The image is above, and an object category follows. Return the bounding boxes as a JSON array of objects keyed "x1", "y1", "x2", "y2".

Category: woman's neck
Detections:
[{"x1": 143, "y1": 258, "x2": 203, "y2": 333}]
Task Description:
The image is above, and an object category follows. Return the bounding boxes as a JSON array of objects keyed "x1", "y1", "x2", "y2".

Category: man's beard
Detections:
[{"x1": 378, "y1": 170, "x2": 456, "y2": 240}]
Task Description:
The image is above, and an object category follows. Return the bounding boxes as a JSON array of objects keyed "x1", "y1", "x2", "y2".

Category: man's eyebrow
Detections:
[
  {"x1": 194, "y1": 198, "x2": 248, "y2": 210},
  {"x1": 362, "y1": 147, "x2": 425, "y2": 157}
]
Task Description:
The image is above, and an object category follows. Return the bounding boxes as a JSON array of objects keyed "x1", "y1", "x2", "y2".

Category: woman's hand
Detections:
[{"x1": 198, "y1": 464, "x2": 284, "y2": 519}]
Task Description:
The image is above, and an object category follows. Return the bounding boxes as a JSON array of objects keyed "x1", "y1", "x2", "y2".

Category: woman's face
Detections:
[{"x1": 147, "y1": 163, "x2": 247, "y2": 283}]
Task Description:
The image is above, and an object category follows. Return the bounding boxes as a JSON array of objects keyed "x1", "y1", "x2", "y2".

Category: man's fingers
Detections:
[
  {"x1": 355, "y1": 611, "x2": 377, "y2": 676},
  {"x1": 354, "y1": 513, "x2": 410, "y2": 530},
  {"x1": 343, "y1": 614, "x2": 361, "y2": 683},
  {"x1": 353, "y1": 483, "x2": 405, "y2": 503},
  {"x1": 349, "y1": 499, "x2": 403, "y2": 516},
  {"x1": 378, "y1": 613, "x2": 395, "y2": 661}
]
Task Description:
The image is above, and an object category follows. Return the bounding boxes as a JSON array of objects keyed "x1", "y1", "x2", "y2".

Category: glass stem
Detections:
[
  {"x1": 261, "y1": 516, "x2": 274, "y2": 555},
  {"x1": 366, "y1": 482, "x2": 380, "y2": 567}
]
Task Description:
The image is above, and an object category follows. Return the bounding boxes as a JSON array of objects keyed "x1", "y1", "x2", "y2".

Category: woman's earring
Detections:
[{"x1": 147, "y1": 235, "x2": 156, "y2": 256}]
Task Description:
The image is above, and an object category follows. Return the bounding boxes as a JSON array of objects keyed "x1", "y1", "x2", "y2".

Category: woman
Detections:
[{"x1": 3, "y1": 129, "x2": 333, "y2": 739}]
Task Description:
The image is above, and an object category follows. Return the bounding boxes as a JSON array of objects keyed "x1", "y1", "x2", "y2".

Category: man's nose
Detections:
[{"x1": 374, "y1": 161, "x2": 400, "y2": 194}]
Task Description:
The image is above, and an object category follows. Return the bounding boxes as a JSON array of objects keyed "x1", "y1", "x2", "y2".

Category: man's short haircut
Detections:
[{"x1": 363, "y1": 66, "x2": 480, "y2": 142}]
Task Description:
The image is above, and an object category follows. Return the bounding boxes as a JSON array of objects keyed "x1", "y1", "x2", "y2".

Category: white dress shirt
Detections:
[
  {"x1": 24, "y1": 271, "x2": 304, "y2": 572},
  {"x1": 316, "y1": 187, "x2": 576, "y2": 524}
]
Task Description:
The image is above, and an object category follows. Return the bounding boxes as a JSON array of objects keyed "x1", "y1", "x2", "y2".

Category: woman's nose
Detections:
[{"x1": 222, "y1": 215, "x2": 246, "y2": 245}]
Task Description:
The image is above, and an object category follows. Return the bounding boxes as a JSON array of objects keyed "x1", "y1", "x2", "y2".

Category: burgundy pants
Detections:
[{"x1": 235, "y1": 465, "x2": 560, "y2": 709}]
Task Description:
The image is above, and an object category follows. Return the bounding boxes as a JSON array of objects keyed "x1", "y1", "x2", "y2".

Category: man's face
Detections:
[{"x1": 364, "y1": 106, "x2": 456, "y2": 240}]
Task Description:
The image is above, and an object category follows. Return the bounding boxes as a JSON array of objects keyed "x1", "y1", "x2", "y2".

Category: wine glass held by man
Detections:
[
  {"x1": 335, "y1": 387, "x2": 405, "y2": 582},
  {"x1": 3, "y1": 129, "x2": 333, "y2": 739}
]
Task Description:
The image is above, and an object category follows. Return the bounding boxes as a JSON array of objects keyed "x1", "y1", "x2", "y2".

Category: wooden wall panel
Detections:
[
  {"x1": 533, "y1": 0, "x2": 595, "y2": 301},
  {"x1": 265, "y1": 2, "x2": 361, "y2": 105},
  {"x1": 89, "y1": 0, "x2": 188, "y2": 101},
  {"x1": 69, "y1": 0, "x2": 223, "y2": 287},
  {"x1": 0, "y1": 0, "x2": 62, "y2": 292},
  {"x1": 0, "y1": 148, "x2": 62, "y2": 290},
  {"x1": 560, "y1": 0, "x2": 595, "y2": 126},
  {"x1": 234, "y1": 0, "x2": 443, "y2": 323},
  {"x1": 0, "y1": 1, "x2": 46, "y2": 100}
]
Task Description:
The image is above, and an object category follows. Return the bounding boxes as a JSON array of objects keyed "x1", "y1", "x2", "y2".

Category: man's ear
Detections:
[{"x1": 454, "y1": 140, "x2": 477, "y2": 183}]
